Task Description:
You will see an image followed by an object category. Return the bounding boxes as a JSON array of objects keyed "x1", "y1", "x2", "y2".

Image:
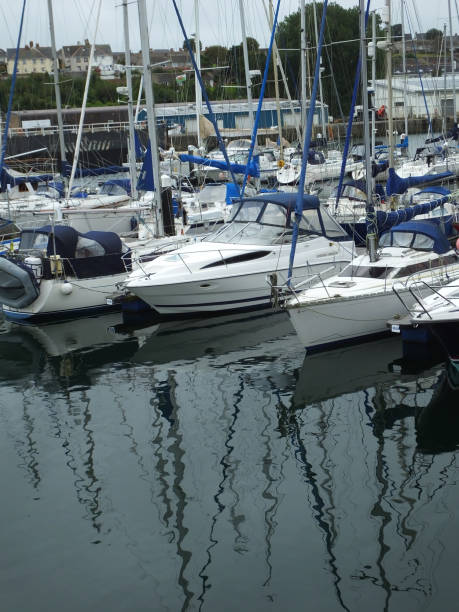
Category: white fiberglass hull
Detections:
[
  {"x1": 288, "y1": 289, "x2": 413, "y2": 352},
  {"x1": 2, "y1": 271, "x2": 127, "y2": 322},
  {"x1": 128, "y1": 258, "x2": 349, "y2": 315}
]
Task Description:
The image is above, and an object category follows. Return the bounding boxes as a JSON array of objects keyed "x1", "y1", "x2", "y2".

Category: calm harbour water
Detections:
[{"x1": 1, "y1": 308, "x2": 459, "y2": 612}]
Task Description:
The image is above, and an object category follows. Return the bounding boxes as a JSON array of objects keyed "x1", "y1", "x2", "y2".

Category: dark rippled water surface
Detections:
[{"x1": 1, "y1": 309, "x2": 459, "y2": 612}]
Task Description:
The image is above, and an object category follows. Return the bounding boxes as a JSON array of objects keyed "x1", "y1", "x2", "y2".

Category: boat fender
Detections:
[
  {"x1": 456, "y1": 237, "x2": 459, "y2": 252},
  {"x1": 60, "y1": 282, "x2": 73, "y2": 295}
]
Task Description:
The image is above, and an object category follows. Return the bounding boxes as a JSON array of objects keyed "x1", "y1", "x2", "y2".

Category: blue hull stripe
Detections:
[
  {"x1": 157, "y1": 294, "x2": 270, "y2": 309},
  {"x1": 3, "y1": 303, "x2": 119, "y2": 323}
]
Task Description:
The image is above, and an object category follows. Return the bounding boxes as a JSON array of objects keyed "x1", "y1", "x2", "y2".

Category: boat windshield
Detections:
[
  {"x1": 99, "y1": 183, "x2": 128, "y2": 196},
  {"x1": 205, "y1": 199, "x2": 345, "y2": 245},
  {"x1": 379, "y1": 230, "x2": 435, "y2": 250}
]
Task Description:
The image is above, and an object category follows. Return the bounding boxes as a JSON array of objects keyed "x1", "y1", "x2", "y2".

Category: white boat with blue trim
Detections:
[{"x1": 123, "y1": 192, "x2": 355, "y2": 315}]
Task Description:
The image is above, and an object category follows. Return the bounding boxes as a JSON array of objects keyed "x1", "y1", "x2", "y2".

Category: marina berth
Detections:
[
  {"x1": 285, "y1": 220, "x2": 459, "y2": 352},
  {"x1": 122, "y1": 192, "x2": 355, "y2": 315}
]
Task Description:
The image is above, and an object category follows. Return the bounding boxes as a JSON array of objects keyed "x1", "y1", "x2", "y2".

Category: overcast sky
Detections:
[{"x1": 1, "y1": 0, "x2": 457, "y2": 54}]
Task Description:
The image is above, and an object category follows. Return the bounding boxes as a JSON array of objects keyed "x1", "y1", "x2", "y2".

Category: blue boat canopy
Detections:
[
  {"x1": 248, "y1": 191, "x2": 321, "y2": 210},
  {"x1": 19, "y1": 225, "x2": 129, "y2": 278},
  {"x1": 379, "y1": 220, "x2": 452, "y2": 254}
]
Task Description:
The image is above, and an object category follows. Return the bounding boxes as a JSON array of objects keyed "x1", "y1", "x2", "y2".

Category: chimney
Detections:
[
  {"x1": 36, "y1": 42, "x2": 40, "y2": 48},
  {"x1": 29, "y1": 41, "x2": 33, "y2": 48},
  {"x1": 84, "y1": 39, "x2": 89, "y2": 46}
]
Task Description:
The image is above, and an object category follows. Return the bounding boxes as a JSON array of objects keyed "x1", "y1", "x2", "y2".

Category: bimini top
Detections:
[
  {"x1": 379, "y1": 220, "x2": 452, "y2": 254},
  {"x1": 241, "y1": 192, "x2": 321, "y2": 211}
]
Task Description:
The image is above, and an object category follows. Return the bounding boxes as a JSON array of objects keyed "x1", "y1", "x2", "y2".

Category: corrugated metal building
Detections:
[{"x1": 373, "y1": 74, "x2": 458, "y2": 119}]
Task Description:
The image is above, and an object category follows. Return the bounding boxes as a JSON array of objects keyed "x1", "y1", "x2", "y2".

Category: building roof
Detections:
[
  {"x1": 7, "y1": 45, "x2": 52, "y2": 60},
  {"x1": 61, "y1": 43, "x2": 112, "y2": 59},
  {"x1": 375, "y1": 74, "x2": 459, "y2": 93}
]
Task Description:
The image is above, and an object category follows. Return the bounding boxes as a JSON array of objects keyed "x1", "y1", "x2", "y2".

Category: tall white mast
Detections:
[
  {"x1": 66, "y1": 0, "x2": 102, "y2": 199},
  {"x1": 371, "y1": 10, "x2": 376, "y2": 160},
  {"x1": 194, "y1": 0, "x2": 202, "y2": 148},
  {"x1": 312, "y1": 0, "x2": 327, "y2": 141},
  {"x1": 269, "y1": 0, "x2": 283, "y2": 158},
  {"x1": 384, "y1": 0, "x2": 394, "y2": 168},
  {"x1": 239, "y1": 0, "x2": 255, "y2": 133},
  {"x1": 400, "y1": 0, "x2": 408, "y2": 138},
  {"x1": 300, "y1": 0, "x2": 307, "y2": 135},
  {"x1": 137, "y1": 0, "x2": 163, "y2": 236},
  {"x1": 47, "y1": 0, "x2": 66, "y2": 167},
  {"x1": 448, "y1": 0, "x2": 456, "y2": 122},
  {"x1": 122, "y1": 0, "x2": 138, "y2": 199}
]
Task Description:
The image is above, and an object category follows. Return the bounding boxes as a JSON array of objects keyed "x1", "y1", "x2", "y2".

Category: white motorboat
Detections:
[
  {"x1": 123, "y1": 192, "x2": 355, "y2": 315},
  {"x1": 286, "y1": 220, "x2": 459, "y2": 352}
]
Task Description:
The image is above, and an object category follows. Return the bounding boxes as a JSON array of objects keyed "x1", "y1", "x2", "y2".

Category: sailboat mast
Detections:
[
  {"x1": 385, "y1": 0, "x2": 394, "y2": 168},
  {"x1": 122, "y1": 0, "x2": 138, "y2": 199},
  {"x1": 448, "y1": 0, "x2": 456, "y2": 123},
  {"x1": 371, "y1": 10, "x2": 376, "y2": 159},
  {"x1": 66, "y1": 0, "x2": 102, "y2": 199},
  {"x1": 239, "y1": 0, "x2": 255, "y2": 133},
  {"x1": 137, "y1": 0, "x2": 163, "y2": 236},
  {"x1": 443, "y1": 24, "x2": 448, "y2": 135},
  {"x1": 300, "y1": 0, "x2": 307, "y2": 136},
  {"x1": 269, "y1": 0, "x2": 283, "y2": 158},
  {"x1": 194, "y1": 0, "x2": 202, "y2": 148},
  {"x1": 400, "y1": 0, "x2": 408, "y2": 138},
  {"x1": 312, "y1": 0, "x2": 327, "y2": 142},
  {"x1": 47, "y1": 0, "x2": 66, "y2": 166}
]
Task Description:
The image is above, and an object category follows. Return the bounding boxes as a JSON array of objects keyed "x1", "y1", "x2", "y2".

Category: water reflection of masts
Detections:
[
  {"x1": 198, "y1": 375, "x2": 244, "y2": 609},
  {"x1": 53, "y1": 385, "x2": 102, "y2": 533},
  {"x1": 151, "y1": 370, "x2": 194, "y2": 609},
  {"x1": 263, "y1": 377, "x2": 295, "y2": 589},
  {"x1": 278, "y1": 399, "x2": 350, "y2": 612},
  {"x1": 18, "y1": 393, "x2": 41, "y2": 490}
]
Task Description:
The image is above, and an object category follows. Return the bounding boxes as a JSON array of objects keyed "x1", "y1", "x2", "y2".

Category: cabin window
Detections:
[
  {"x1": 19, "y1": 232, "x2": 48, "y2": 251},
  {"x1": 235, "y1": 200, "x2": 263, "y2": 222},
  {"x1": 298, "y1": 209, "x2": 322, "y2": 234},
  {"x1": 261, "y1": 203, "x2": 287, "y2": 226},
  {"x1": 391, "y1": 232, "x2": 414, "y2": 247},
  {"x1": 412, "y1": 234, "x2": 435, "y2": 250},
  {"x1": 75, "y1": 236, "x2": 105, "y2": 258},
  {"x1": 202, "y1": 251, "x2": 270, "y2": 268}
]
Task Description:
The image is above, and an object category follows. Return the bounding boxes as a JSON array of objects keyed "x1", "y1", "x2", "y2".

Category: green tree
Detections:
[{"x1": 276, "y1": 2, "x2": 386, "y2": 119}]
